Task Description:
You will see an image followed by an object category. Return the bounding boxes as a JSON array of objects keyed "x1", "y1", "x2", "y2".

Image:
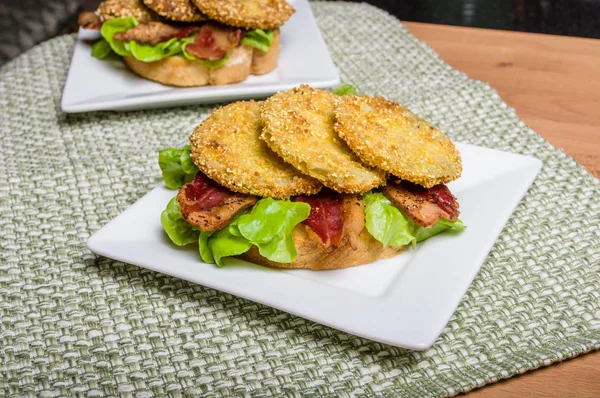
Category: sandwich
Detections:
[
  {"x1": 159, "y1": 85, "x2": 465, "y2": 270},
  {"x1": 78, "y1": 0, "x2": 294, "y2": 86}
]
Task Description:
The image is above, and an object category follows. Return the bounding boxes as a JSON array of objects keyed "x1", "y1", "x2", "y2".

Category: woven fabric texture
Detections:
[{"x1": 1, "y1": 2, "x2": 599, "y2": 397}]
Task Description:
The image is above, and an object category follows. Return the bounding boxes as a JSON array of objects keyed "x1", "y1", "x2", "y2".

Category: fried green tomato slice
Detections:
[
  {"x1": 191, "y1": 0, "x2": 294, "y2": 29},
  {"x1": 98, "y1": 0, "x2": 160, "y2": 23},
  {"x1": 143, "y1": 0, "x2": 206, "y2": 22},
  {"x1": 334, "y1": 95, "x2": 462, "y2": 188},
  {"x1": 190, "y1": 101, "x2": 321, "y2": 199},
  {"x1": 260, "y1": 86, "x2": 386, "y2": 194}
]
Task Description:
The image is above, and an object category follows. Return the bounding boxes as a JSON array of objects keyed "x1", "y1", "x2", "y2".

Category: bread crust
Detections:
[
  {"x1": 239, "y1": 228, "x2": 406, "y2": 270},
  {"x1": 208, "y1": 45, "x2": 252, "y2": 85},
  {"x1": 250, "y1": 29, "x2": 280, "y2": 75},
  {"x1": 123, "y1": 36, "x2": 280, "y2": 86},
  {"x1": 124, "y1": 55, "x2": 210, "y2": 86}
]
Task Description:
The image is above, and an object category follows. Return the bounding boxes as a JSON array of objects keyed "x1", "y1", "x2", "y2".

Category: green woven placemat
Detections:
[{"x1": 1, "y1": 2, "x2": 599, "y2": 396}]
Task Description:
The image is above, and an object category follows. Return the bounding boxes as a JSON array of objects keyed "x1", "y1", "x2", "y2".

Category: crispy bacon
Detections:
[
  {"x1": 383, "y1": 181, "x2": 460, "y2": 228},
  {"x1": 184, "y1": 23, "x2": 243, "y2": 60},
  {"x1": 177, "y1": 172, "x2": 257, "y2": 232},
  {"x1": 296, "y1": 191, "x2": 345, "y2": 248},
  {"x1": 173, "y1": 26, "x2": 198, "y2": 40},
  {"x1": 113, "y1": 22, "x2": 199, "y2": 45}
]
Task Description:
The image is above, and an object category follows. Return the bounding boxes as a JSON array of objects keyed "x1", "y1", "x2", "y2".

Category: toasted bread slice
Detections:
[
  {"x1": 250, "y1": 29, "x2": 280, "y2": 75},
  {"x1": 123, "y1": 34, "x2": 280, "y2": 86}
]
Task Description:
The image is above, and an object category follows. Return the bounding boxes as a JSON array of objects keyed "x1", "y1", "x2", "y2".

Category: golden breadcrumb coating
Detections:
[
  {"x1": 143, "y1": 0, "x2": 206, "y2": 22},
  {"x1": 260, "y1": 85, "x2": 386, "y2": 194},
  {"x1": 97, "y1": 0, "x2": 160, "y2": 23},
  {"x1": 191, "y1": 0, "x2": 294, "y2": 29},
  {"x1": 334, "y1": 95, "x2": 462, "y2": 188},
  {"x1": 190, "y1": 101, "x2": 322, "y2": 199}
]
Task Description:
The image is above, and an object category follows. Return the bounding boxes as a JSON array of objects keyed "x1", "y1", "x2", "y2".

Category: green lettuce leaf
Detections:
[
  {"x1": 198, "y1": 231, "x2": 215, "y2": 263},
  {"x1": 91, "y1": 38, "x2": 112, "y2": 59},
  {"x1": 233, "y1": 198, "x2": 311, "y2": 262},
  {"x1": 161, "y1": 197, "x2": 199, "y2": 246},
  {"x1": 96, "y1": 22, "x2": 230, "y2": 67},
  {"x1": 412, "y1": 218, "x2": 466, "y2": 243},
  {"x1": 198, "y1": 198, "x2": 310, "y2": 266},
  {"x1": 158, "y1": 145, "x2": 199, "y2": 189},
  {"x1": 200, "y1": 226, "x2": 252, "y2": 266},
  {"x1": 99, "y1": 17, "x2": 198, "y2": 63},
  {"x1": 363, "y1": 191, "x2": 465, "y2": 248},
  {"x1": 332, "y1": 84, "x2": 358, "y2": 96},
  {"x1": 242, "y1": 29, "x2": 274, "y2": 52},
  {"x1": 363, "y1": 192, "x2": 414, "y2": 247},
  {"x1": 128, "y1": 37, "x2": 182, "y2": 62},
  {"x1": 100, "y1": 17, "x2": 138, "y2": 57}
]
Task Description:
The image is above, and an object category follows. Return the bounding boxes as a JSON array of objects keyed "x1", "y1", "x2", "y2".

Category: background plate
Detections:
[
  {"x1": 87, "y1": 143, "x2": 542, "y2": 350},
  {"x1": 61, "y1": 0, "x2": 339, "y2": 113}
]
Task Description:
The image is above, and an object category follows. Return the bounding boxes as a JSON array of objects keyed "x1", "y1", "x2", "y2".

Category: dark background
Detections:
[
  {"x1": 359, "y1": 0, "x2": 600, "y2": 38},
  {"x1": 2, "y1": 0, "x2": 599, "y2": 66}
]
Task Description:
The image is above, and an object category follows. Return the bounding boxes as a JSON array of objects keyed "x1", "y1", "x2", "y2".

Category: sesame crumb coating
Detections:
[
  {"x1": 97, "y1": 0, "x2": 161, "y2": 23},
  {"x1": 191, "y1": 0, "x2": 294, "y2": 30},
  {"x1": 334, "y1": 95, "x2": 462, "y2": 188},
  {"x1": 190, "y1": 101, "x2": 322, "y2": 199},
  {"x1": 260, "y1": 85, "x2": 386, "y2": 194},
  {"x1": 143, "y1": 0, "x2": 206, "y2": 22}
]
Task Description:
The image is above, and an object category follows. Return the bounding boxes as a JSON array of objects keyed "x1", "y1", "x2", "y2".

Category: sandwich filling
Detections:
[
  {"x1": 159, "y1": 149, "x2": 465, "y2": 266},
  {"x1": 91, "y1": 16, "x2": 275, "y2": 67}
]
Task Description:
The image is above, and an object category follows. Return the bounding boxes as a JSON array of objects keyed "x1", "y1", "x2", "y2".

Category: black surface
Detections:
[
  {"x1": 2, "y1": 0, "x2": 599, "y2": 67},
  {"x1": 350, "y1": 0, "x2": 600, "y2": 39}
]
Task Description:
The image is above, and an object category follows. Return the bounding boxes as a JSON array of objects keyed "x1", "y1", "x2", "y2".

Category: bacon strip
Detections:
[
  {"x1": 382, "y1": 181, "x2": 460, "y2": 228},
  {"x1": 296, "y1": 191, "x2": 345, "y2": 248},
  {"x1": 184, "y1": 23, "x2": 242, "y2": 60},
  {"x1": 113, "y1": 22, "x2": 199, "y2": 45},
  {"x1": 177, "y1": 172, "x2": 257, "y2": 232}
]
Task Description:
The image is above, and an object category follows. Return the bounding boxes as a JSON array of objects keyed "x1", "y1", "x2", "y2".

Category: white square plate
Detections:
[
  {"x1": 87, "y1": 143, "x2": 542, "y2": 350},
  {"x1": 61, "y1": 0, "x2": 339, "y2": 113}
]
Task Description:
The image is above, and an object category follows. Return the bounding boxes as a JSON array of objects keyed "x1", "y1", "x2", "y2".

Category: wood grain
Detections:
[
  {"x1": 405, "y1": 22, "x2": 600, "y2": 178},
  {"x1": 404, "y1": 22, "x2": 600, "y2": 397}
]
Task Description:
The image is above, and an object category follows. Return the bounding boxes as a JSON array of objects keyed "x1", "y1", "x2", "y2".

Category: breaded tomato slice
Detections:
[
  {"x1": 143, "y1": 0, "x2": 206, "y2": 22},
  {"x1": 191, "y1": 0, "x2": 294, "y2": 30},
  {"x1": 334, "y1": 95, "x2": 462, "y2": 188},
  {"x1": 260, "y1": 85, "x2": 386, "y2": 194},
  {"x1": 190, "y1": 100, "x2": 321, "y2": 199},
  {"x1": 98, "y1": 0, "x2": 160, "y2": 23}
]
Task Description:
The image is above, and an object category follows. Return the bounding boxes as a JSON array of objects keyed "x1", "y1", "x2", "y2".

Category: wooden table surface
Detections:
[{"x1": 404, "y1": 22, "x2": 600, "y2": 397}]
